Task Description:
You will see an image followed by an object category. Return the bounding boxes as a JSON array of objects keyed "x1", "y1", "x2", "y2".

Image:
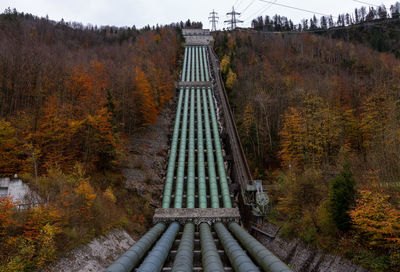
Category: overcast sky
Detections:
[{"x1": 0, "y1": 0, "x2": 396, "y2": 29}]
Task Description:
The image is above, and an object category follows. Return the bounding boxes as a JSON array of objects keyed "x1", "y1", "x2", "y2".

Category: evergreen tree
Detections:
[{"x1": 329, "y1": 163, "x2": 356, "y2": 231}]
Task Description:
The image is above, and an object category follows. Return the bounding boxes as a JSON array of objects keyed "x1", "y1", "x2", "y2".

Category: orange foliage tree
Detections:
[
  {"x1": 0, "y1": 197, "x2": 16, "y2": 235},
  {"x1": 69, "y1": 61, "x2": 108, "y2": 117},
  {"x1": 31, "y1": 96, "x2": 72, "y2": 172},
  {"x1": 0, "y1": 120, "x2": 26, "y2": 176},
  {"x1": 350, "y1": 190, "x2": 400, "y2": 250},
  {"x1": 69, "y1": 107, "x2": 120, "y2": 172},
  {"x1": 134, "y1": 67, "x2": 158, "y2": 125}
]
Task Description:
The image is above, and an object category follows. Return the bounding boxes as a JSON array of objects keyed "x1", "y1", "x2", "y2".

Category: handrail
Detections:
[{"x1": 208, "y1": 46, "x2": 253, "y2": 190}]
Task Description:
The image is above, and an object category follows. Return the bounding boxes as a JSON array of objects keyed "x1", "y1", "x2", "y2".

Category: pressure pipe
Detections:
[
  {"x1": 105, "y1": 223, "x2": 166, "y2": 272},
  {"x1": 162, "y1": 89, "x2": 184, "y2": 208},
  {"x1": 228, "y1": 222, "x2": 293, "y2": 272},
  {"x1": 200, "y1": 223, "x2": 224, "y2": 272},
  {"x1": 171, "y1": 222, "x2": 195, "y2": 272},
  {"x1": 214, "y1": 222, "x2": 259, "y2": 272},
  {"x1": 186, "y1": 89, "x2": 195, "y2": 208},
  {"x1": 137, "y1": 222, "x2": 180, "y2": 272},
  {"x1": 207, "y1": 87, "x2": 232, "y2": 208},
  {"x1": 174, "y1": 88, "x2": 189, "y2": 208},
  {"x1": 202, "y1": 87, "x2": 220, "y2": 208}
]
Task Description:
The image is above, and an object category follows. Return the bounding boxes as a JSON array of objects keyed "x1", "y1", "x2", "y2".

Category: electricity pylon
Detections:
[
  {"x1": 224, "y1": 6, "x2": 243, "y2": 30},
  {"x1": 209, "y1": 10, "x2": 219, "y2": 31}
]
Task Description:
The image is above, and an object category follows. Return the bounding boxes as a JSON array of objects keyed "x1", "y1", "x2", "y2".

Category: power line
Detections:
[
  {"x1": 352, "y1": 0, "x2": 381, "y2": 8},
  {"x1": 258, "y1": 0, "x2": 338, "y2": 18},
  {"x1": 236, "y1": 0, "x2": 246, "y2": 9},
  {"x1": 209, "y1": 10, "x2": 219, "y2": 31},
  {"x1": 240, "y1": 16, "x2": 400, "y2": 34},
  {"x1": 242, "y1": 0, "x2": 257, "y2": 14},
  {"x1": 242, "y1": 0, "x2": 277, "y2": 22}
]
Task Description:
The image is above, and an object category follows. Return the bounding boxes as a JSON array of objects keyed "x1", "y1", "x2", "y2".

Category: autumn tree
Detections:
[
  {"x1": 0, "y1": 12, "x2": 180, "y2": 270},
  {"x1": 0, "y1": 197, "x2": 15, "y2": 235},
  {"x1": 351, "y1": 190, "x2": 400, "y2": 250},
  {"x1": 220, "y1": 55, "x2": 230, "y2": 74},
  {"x1": 225, "y1": 69, "x2": 237, "y2": 90},
  {"x1": 0, "y1": 120, "x2": 26, "y2": 176},
  {"x1": 69, "y1": 107, "x2": 120, "y2": 172},
  {"x1": 31, "y1": 96, "x2": 71, "y2": 172},
  {"x1": 360, "y1": 94, "x2": 390, "y2": 152},
  {"x1": 134, "y1": 67, "x2": 158, "y2": 125},
  {"x1": 279, "y1": 107, "x2": 305, "y2": 170}
]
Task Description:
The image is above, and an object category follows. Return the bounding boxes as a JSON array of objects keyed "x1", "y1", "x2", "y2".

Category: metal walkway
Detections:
[{"x1": 106, "y1": 33, "x2": 292, "y2": 272}]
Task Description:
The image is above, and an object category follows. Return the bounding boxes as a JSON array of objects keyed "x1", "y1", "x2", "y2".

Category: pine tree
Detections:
[{"x1": 329, "y1": 163, "x2": 356, "y2": 231}]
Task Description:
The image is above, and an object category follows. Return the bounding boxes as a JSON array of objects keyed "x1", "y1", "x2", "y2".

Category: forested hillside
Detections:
[
  {"x1": 251, "y1": 2, "x2": 400, "y2": 57},
  {"x1": 214, "y1": 31, "x2": 400, "y2": 271},
  {"x1": 0, "y1": 9, "x2": 181, "y2": 271}
]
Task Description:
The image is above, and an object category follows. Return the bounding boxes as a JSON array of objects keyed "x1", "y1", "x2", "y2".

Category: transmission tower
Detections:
[
  {"x1": 224, "y1": 6, "x2": 243, "y2": 30},
  {"x1": 209, "y1": 10, "x2": 219, "y2": 31}
]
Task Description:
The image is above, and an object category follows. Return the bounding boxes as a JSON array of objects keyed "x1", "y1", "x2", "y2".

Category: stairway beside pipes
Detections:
[{"x1": 105, "y1": 45, "x2": 292, "y2": 272}]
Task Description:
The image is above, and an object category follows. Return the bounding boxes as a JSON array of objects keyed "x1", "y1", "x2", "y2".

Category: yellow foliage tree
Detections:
[
  {"x1": 279, "y1": 96, "x2": 341, "y2": 170},
  {"x1": 226, "y1": 69, "x2": 237, "y2": 89},
  {"x1": 75, "y1": 181, "x2": 96, "y2": 208},
  {"x1": 103, "y1": 187, "x2": 116, "y2": 203},
  {"x1": 360, "y1": 94, "x2": 390, "y2": 151},
  {"x1": 242, "y1": 102, "x2": 255, "y2": 137},
  {"x1": 220, "y1": 55, "x2": 230, "y2": 74},
  {"x1": 279, "y1": 107, "x2": 305, "y2": 170}
]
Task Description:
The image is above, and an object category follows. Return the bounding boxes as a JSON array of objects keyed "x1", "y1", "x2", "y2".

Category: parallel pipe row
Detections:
[
  {"x1": 202, "y1": 87, "x2": 220, "y2": 208},
  {"x1": 181, "y1": 46, "x2": 210, "y2": 82},
  {"x1": 165, "y1": 46, "x2": 222, "y2": 209},
  {"x1": 207, "y1": 87, "x2": 231, "y2": 208},
  {"x1": 107, "y1": 44, "x2": 293, "y2": 272},
  {"x1": 164, "y1": 46, "x2": 211, "y2": 208}
]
